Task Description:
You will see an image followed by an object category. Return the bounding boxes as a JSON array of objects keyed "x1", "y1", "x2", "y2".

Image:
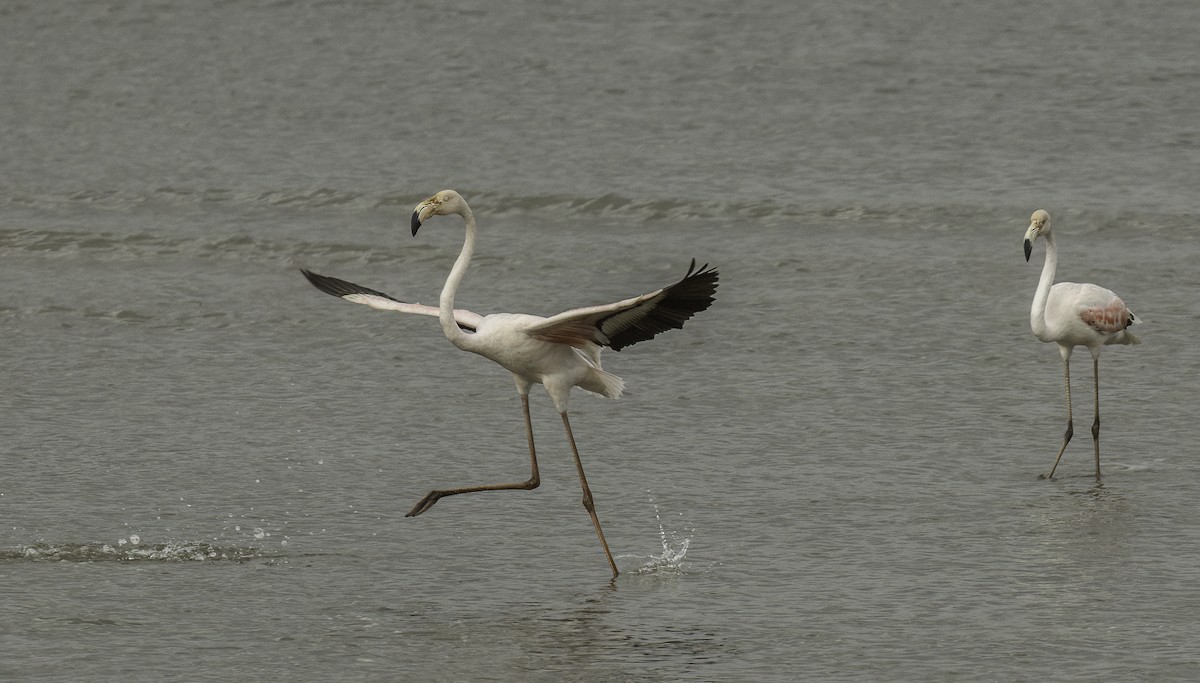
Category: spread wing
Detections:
[
  {"x1": 525, "y1": 259, "x2": 718, "y2": 351},
  {"x1": 300, "y1": 269, "x2": 483, "y2": 332}
]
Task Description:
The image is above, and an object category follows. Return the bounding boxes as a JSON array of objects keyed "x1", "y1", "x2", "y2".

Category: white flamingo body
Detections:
[
  {"x1": 1035, "y1": 281, "x2": 1138, "y2": 349},
  {"x1": 463, "y1": 313, "x2": 625, "y2": 407},
  {"x1": 302, "y1": 189, "x2": 718, "y2": 578},
  {"x1": 1023, "y1": 209, "x2": 1139, "y2": 479}
]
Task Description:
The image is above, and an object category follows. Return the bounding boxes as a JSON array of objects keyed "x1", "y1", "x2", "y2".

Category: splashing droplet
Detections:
[{"x1": 633, "y1": 496, "x2": 692, "y2": 575}]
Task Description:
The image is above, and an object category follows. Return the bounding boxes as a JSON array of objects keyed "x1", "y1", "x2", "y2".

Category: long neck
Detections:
[
  {"x1": 439, "y1": 207, "x2": 477, "y2": 349},
  {"x1": 1030, "y1": 232, "x2": 1057, "y2": 339}
]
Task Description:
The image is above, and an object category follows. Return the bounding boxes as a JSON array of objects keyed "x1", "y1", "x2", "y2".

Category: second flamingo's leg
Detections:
[
  {"x1": 1043, "y1": 355, "x2": 1074, "y2": 479},
  {"x1": 1091, "y1": 355, "x2": 1102, "y2": 480}
]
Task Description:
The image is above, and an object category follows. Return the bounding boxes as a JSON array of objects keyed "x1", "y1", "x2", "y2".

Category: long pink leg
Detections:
[
  {"x1": 1043, "y1": 357, "x2": 1074, "y2": 479},
  {"x1": 1090, "y1": 356, "x2": 1102, "y2": 480},
  {"x1": 560, "y1": 411, "x2": 619, "y2": 579},
  {"x1": 406, "y1": 394, "x2": 540, "y2": 517}
]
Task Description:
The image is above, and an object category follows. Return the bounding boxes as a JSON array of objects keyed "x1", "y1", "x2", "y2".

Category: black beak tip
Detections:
[
  {"x1": 410, "y1": 212, "x2": 421, "y2": 236},
  {"x1": 1023, "y1": 239, "x2": 1032, "y2": 262}
]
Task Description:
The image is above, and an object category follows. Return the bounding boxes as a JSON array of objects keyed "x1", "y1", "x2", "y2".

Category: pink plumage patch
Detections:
[
  {"x1": 1080, "y1": 299, "x2": 1133, "y2": 334},
  {"x1": 530, "y1": 321, "x2": 602, "y2": 348}
]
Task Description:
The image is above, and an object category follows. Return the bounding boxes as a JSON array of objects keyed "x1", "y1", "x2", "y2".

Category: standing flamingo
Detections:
[
  {"x1": 302, "y1": 190, "x2": 718, "y2": 578},
  {"x1": 1023, "y1": 209, "x2": 1140, "y2": 480}
]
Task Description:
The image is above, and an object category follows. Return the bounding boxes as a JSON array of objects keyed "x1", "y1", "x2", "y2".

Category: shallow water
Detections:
[{"x1": 3, "y1": 1, "x2": 1200, "y2": 681}]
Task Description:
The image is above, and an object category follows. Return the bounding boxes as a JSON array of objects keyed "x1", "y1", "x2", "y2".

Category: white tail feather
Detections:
[{"x1": 585, "y1": 368, "x2": 626, "y2": 400}]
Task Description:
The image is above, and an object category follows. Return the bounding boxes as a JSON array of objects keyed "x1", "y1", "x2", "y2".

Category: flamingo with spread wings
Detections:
[{"x1": 302, "y1": 190, "x2": 718, "y2": 578}]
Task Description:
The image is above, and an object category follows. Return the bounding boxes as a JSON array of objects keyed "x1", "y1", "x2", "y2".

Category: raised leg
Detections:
[
  {"x1": 560, "y1": 411, "x2": 619, "y2": 579},
  {"x1": 1042, "y1": 356, "x2": 1074, "y2": 479},
  {"x1": 1091, "y1": 356, "x2": 1102, "y2": 480},
  {"x1": 405, "y1": 394, "x2": 541, "y2": 517}
]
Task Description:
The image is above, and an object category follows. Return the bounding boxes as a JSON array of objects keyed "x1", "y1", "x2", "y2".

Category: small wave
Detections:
[
  {"x1": 7, "y1": 186, "x2": 379, "y2": 211},
  {"x1": 7, "y1": 185, "x2": 1200, "y2": 229},
  {"x1": 7, "y1": 188, "x2": 1195, "y2": 268},
  {"x1": 0, "y1": 187, "x2": 913, "y2": 266},
  {"x1": 0, "y1": 185, "x2": 962, "y2": 226},
  {"x1": 0, "y1": 226, "x2": 356, "y2": 264},
  {"x1": 3, "y1": 539, "x2": 268, "y2": 563}
]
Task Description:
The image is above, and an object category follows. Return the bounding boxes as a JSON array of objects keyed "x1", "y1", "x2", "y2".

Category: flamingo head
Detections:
[
  {"x1": 1023, "y1": 209, "x2": 1051, "y2": 262},
  {"x1": 411, "y1": 190, "x2": 470, "y2": 236}
]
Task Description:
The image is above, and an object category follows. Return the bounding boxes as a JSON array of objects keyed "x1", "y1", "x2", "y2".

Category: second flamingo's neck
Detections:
[
  {"x1": 440, "y1": 208, "x2": 477, "y2": 349},
  {"x1": 1030, "y1": 232, "x2": 1057, "y2": 340}
]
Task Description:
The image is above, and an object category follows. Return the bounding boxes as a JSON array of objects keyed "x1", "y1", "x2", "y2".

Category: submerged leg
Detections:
[
  {"x1": 1091, "y1": 355, "x2": 1102, "y2": 480},
  {"x1": 406, "y1": 394, "x2": 541, "y2": 517},
  {"x1": 1043, "y1": 356, "x2": 1074, "y2": 479},
  {"x1": 560, "y1": 411, "x2": 619, "y2": 579}
]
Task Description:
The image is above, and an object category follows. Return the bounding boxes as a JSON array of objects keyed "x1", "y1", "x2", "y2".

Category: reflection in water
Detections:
[
  {"x1": 511, "y1": 583, "x2": 729, "y2": 678},
  {"x1": 1017, "y1": 478, "x2": 1135, "y2": 605}
]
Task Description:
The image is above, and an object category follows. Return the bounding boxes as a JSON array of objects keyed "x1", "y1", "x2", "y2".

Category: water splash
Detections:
[
  {"x1": 631, "y1": 496, "x2": 693, "y2": 575},
  {"x1": 3, "y1": 539, "x2": 267, "y2": 563}
]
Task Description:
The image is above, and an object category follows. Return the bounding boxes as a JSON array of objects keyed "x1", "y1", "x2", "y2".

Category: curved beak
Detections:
[
  {"x1": 1022, "y1": 224, "x2": 1036, "y2": 262},
  {"x1": 1023, "y1": 238, "x2": 1032, "y2": 262},
  {"x1": 411, "y1": 196, "x2": 440, "y2": 236}
]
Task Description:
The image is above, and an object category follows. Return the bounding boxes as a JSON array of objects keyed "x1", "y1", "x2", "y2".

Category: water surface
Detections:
[{"x1": 3, "y1": 1, "x2": 1199, "y2": 681}]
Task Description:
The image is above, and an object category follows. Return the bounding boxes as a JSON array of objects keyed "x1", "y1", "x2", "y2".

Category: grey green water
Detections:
[{"x1": 3, "y1": 1, "x2": 1199, "y2": 680}]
